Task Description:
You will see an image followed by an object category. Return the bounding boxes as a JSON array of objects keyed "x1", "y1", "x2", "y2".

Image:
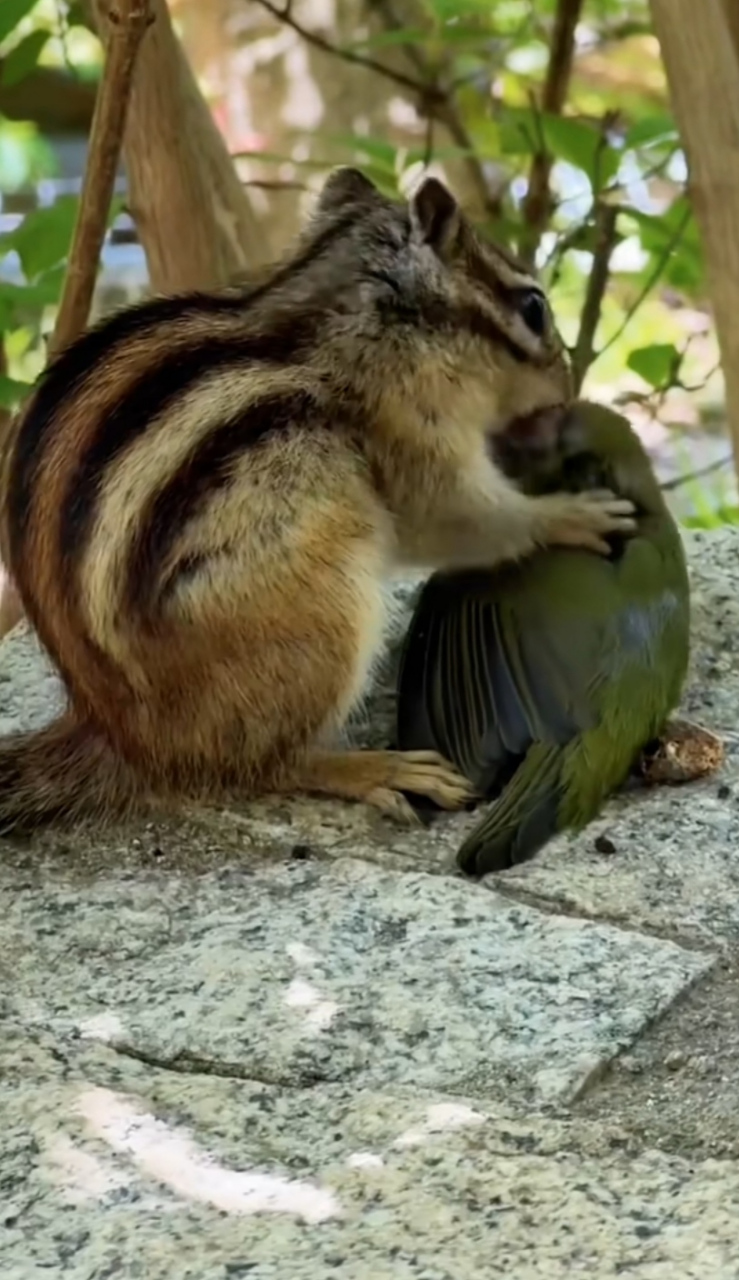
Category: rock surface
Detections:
[{"x1": 1, "y1": 527, "x2": 738, "y2": 1278}]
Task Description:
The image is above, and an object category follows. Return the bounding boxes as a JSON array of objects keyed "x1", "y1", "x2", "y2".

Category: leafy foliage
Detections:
[
  {"x1": 0, "y1": 0, "x2": 103, "y2": 407},
  {"x1": 0, "y1": 0, "x2": 729, "y2": 524}
]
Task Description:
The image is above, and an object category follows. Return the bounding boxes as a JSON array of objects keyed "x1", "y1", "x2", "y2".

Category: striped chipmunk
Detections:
[{"x1": 0, "y1": 166, "x2": 636, "y2": 833}]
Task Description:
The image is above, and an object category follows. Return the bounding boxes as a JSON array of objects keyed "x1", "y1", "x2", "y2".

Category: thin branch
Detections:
[
  {"x1": 252, "y1": 0, "x2": 442, "y2": 102},
  {"x1": 660, "y1": 452, "x2": 733, "y2": 492},
  {"x1": 241, "y1": 178, "x2": 308, "y2": 192},
  {"x1": 50, "y1": 0, "x2": 154, "y2": 357},
  {"x1": 0, "y1": 0, "x2": 154, "y2": 639},
  {"x1": 570, "y1": 202, "x2": 619, "y2": 391},
  {"x1": 370, "y1": 0, "x2": 504, "y2": 218},
  {"x1": 254, "y1": 0, "x2": 502, "y2": 218},
  {"x1": 593, "y1": 201, "x2": 691, "y2": 365},
  {"x1": 519, "y1": 0, "x2": 585, "y2": 264}
]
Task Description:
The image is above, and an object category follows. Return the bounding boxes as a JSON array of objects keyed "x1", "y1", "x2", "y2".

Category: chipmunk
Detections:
[{"x1": 0, "y1": 167, "x2": 635, "y2": 833}]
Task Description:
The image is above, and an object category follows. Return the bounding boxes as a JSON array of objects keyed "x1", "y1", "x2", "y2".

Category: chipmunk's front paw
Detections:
[{"x1": 539, "y1": 489, "x2": 637, "y2": 555}]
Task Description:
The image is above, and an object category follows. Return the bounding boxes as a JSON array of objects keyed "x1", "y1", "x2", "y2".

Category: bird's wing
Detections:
[{"x1": 396, "y1": 558, "x2": 614, "y2": 795}]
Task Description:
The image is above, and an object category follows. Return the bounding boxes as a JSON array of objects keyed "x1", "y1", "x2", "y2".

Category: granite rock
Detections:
[
  {"x1": 1, "y1": 528, "x2": 738, "y2": 949},
  {"x1": 1, "y1": 858, "x2": 712, "y2": 1106},
  {"x1": 1, "y1": 528, "x2": 738, "y2": 1279},
  {"x1": 3, "y1": 1040, "x2": 739, "y2": 1279}
]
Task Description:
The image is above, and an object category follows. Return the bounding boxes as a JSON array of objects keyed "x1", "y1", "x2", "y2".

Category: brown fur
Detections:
[{"x1": 0, "y1": 167, "x2": 635, "y2": 833}]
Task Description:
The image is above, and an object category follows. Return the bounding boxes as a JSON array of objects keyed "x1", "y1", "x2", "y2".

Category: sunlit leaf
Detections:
[
  {"x1": 0, "y1": 0, "x2": 40, "y2": 45},
  {"x1": 626, "y1": 200, "x2": 703, "y2": 294},
  {"x1": 541, "y1": 115, "x2": 619, "y2": 187},
  {"x1": 498, "y1": 106, "x2": 620, "y2": 187},
  {"x1": 625, "y1": 114, "x2": 678, "y2": 149},
  {"x1": 626, "y1": 342, "x2": 681, "y2": 388},
  {"x1": 324, "y1": 135, "x2": 399, "y2": 172},
  {"x1": 5, "y1": 198, "x2": 78, "y2": 279},
  {"x1": 0, "y1": 268, "x2": 66, "y2": 327},
  {"x1": 1, "y1": 28, "x2": 49, "y2": 87}
]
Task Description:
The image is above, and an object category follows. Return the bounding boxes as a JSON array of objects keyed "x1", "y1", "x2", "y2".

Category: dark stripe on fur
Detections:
[
  {"x1": 126, "y1": 388, "x2": 322, "y2": 614},
  {"x1": 8, "y1": 294, "x2": 247, "y2": 569},
  {"x1": 411, "y1": 296, "x2": 530, "y2": 364},
  {"x1": 7, "y1": 211, "x2": 361, "y2": 572},
  {"x1": 57, "y1": 313, "x2": 324, "y2": 575}
]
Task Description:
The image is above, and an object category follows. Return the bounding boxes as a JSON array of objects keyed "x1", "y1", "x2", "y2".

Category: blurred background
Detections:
[{"x1": 0, "y1": 0, "x2": 734, "y2": 527}]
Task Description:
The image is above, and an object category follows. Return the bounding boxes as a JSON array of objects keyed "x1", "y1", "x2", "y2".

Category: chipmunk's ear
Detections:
[
  {"x1": 316, "y1": 167, "x2": 382, "y2": 216},
  {"x1": 409, "y1": 177, "x2": 461, "y2": 255}
]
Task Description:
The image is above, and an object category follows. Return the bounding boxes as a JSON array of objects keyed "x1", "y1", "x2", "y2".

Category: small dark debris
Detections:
[
  {"x1": 718, "y1": 784, "x2": 731, "y2": 800},
  {"x1": 594, "y1": 834, "x2": 617, "y2": 856},
  {"x1": 290, "y1": 843, "x2": 313, "y2": 860}
]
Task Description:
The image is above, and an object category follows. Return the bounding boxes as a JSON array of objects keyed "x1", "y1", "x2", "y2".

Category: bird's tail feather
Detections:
[{"x1": 457, "y1": 742, "x2": 563, "y2": 875}]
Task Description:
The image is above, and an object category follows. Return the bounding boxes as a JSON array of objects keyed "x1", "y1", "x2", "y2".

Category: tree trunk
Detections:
[
  {"x1": 89, "y1": 0, "x2": 267, "y2": 290},
  {"x1": 650, "y1": 0, "x2": 739, "y2": 479}
]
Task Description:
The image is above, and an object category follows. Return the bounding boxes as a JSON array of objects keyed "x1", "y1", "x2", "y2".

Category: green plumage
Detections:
[{"x1": 395, "y1": 400, "x2": 691, "y2": 876}]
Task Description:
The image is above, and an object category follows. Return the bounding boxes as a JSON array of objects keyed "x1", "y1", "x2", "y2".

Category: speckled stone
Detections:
[
  {"x1": 0, "y1": 530, "x2": 736, "y2": 1277},
  {"x1": 0, "y1": 859, "x2": 712, "y2": 1106},
  {"x1": 3, "y1": 1037, "x2": 739, "y2": 1280},
  {"x1": 2, "y1": 529, "x2": 738, "y2": 952}
]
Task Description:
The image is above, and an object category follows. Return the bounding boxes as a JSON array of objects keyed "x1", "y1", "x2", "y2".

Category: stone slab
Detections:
[
  {"x1": 2, "y1": 859, "x2": 712, "y2": 1107},
  {"x1": 2, "y1": 531, "x2": 739, "y2": 956},
  {"x1": 3, "y1": 1034, "x2": 739, "y2": 1279}
]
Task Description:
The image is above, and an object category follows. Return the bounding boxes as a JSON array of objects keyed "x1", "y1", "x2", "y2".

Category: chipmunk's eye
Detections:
[{"x1": 515, "y1": 289, "x2": 547, "y2": 337}]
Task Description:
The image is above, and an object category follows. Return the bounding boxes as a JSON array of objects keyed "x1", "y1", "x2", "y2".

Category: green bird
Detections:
[{"x1": 395, "y1": 400, "x2": 691, "y2": 876}]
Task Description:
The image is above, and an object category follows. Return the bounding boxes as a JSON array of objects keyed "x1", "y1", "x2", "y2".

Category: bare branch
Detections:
[
  {"x1": 254, "y1": 0, "x2": 502, "y2": 218},
  {"x1": 50, "y1": 0, "x2": 154, "y2": 357},
  {"x1": 368, "y1": 0, "x2": 503, "y2": 218},
  {"x1": 520, "y1": 0, "x2": 585, "y2": 265},
  {"x1": 252, "y1": 0, "x2": 441, "y2": 101},
  {"x1": 570, "y1": 202, "x2": 619, "y2": 391}
]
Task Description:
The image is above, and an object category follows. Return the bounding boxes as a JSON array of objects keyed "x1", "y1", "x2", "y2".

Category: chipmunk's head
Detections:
[{"x1": 296, "y1": 166, "x2": 573, "y2": 430}]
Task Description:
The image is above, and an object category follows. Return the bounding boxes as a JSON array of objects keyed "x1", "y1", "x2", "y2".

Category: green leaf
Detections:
[
  {"x1": 64, "y1": 1, "x2": 87, "y2": 26},
  {"x1": 0, "y1": 0, "x2": 40, "y2": 45},
  {"x1": 498, "y1": 105, "x2": 539, "y2": 156},
  {"x1": 498, "y1": 107, "x2": 619, "y2": 188},
  {"x1": 0, "y1": 267, "x2": 66, "y2": 326},
  {"x1": 425, "y1": 0, "x2": 495, "y2": 15},
  {"x1": 540, "y1": 115, "x2": 620, "y2": 188},
  {"x1": 0, "y1": 373, "x2": 32, "y2": 409},
  {"x1": 626, "y1": 343, "x2": 681, "y2": 388},
  {"x1": 625, "y1": 114, "x2": 679, "y2": 150},
  {"x1": 1, "y1": 28, "x2": 50, "y2": 87},
  {"x1": 4, "y1": 198, "x2": 79, "y2": 279},
  {"x1": 323, "y1": 135, "x2": 399, "y2": 172},
  {"x1": 626, "y1": 199, "x2": 704, "y2": 294}
]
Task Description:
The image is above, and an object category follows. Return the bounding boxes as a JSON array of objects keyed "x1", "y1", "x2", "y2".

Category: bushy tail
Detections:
[{"x1": 0, "y1": 713, "x2": 140, "y2": 835}]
